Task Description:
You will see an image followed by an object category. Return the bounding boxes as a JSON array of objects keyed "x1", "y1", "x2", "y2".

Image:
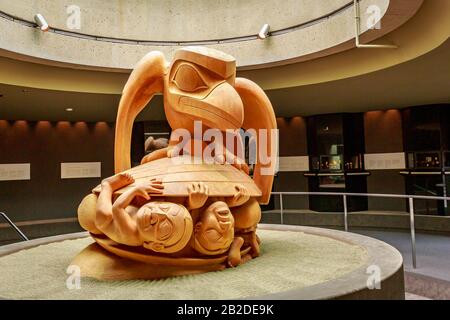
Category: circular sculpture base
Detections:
[
  {"x1": 0, "y1": 225, "x2": 404, "y2": 299},
  {"x1": 71, "y1": 239, "x2": 252, "y2": 280}
]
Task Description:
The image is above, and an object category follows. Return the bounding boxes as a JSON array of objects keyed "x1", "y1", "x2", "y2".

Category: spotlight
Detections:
[
  {"x1": 65, "y1": 108, "x2": 73, "y2": 112},
  {"x1": 257, "y1": 23, "x2": 270, "y2": 40},
  {"x1": 34, "y1": 14, "x2": 49, "y2": 32}
]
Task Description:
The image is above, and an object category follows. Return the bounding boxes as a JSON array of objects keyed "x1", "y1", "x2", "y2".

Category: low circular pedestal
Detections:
[{"x1": 0, "y1": 225, "x2": 404, "y2": 300}]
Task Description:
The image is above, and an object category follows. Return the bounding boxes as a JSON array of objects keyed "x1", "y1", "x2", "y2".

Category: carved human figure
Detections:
[
  {"x1": 192, "y1": 200, "x2": 246, "y2": 267},
  {"x1": 78, "y1": 174, "x2": 254, "y2": 258},
  {"x1": 193, "y1": 201, "x2": 234, "y2": 254},
  {"x1": 232, "y1": 198, "x2": 262, "y2": 258},
  {"x1": 144, "y1": 136, "x2": 169, "y2": 153},
  {"x1": 93, "y1": 173, "x2": 193, "y2": 253},
  {"x1": 191, "y1": 182, "x2": 261, "y2": 262}
]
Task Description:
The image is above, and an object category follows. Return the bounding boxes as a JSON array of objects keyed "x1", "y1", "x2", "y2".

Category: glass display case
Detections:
[
  {"x1": 415, "y1": 151, "x2": 441, "y2": 169},
  {"x1": 406, "y1": 151, "x2": 442, "y2": 169},
  {"x1": 407, "y1": 152, "x2": 415, "y2": 169},
  {"x1": 402, "y1": 106, "x2": 449, "y2": 216},
  {"x1": 306, "y1": 113, "x2": 368, "y2": 212},
  {"x1": 444, "y1": 151, "x2": 450, "y2": 169},
  {"x1": 345, "y1": 154, "x2": 363, "y2": 171},
  {"x1": 318, "y1": 175, "x2": 345, "y2": 189},
  {"x1": 319, "y1": 154, "x2": 343, "y2": 171},
  {"x1": 311, "y1": 156, "x2": 320, "y2": 171}
]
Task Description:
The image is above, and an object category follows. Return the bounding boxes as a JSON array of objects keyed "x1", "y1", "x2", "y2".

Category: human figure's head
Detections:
[
  {"x1": 136, "y1": 202, "x2": 192, "y2": 253},
  {"x1": 193, "y1": 201, "x2": 234, "y2": 255}
]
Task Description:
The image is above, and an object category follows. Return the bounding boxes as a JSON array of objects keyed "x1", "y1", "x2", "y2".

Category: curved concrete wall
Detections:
[
  {"x1": 3, "y1": 0, "x2": 350, "y2": 41},
  {"x1": 2, "y1": 0, "x2": 444, "y2": 97},
  {"x1": 0, "y1": 0, "x2": 403, "y2": 70}
]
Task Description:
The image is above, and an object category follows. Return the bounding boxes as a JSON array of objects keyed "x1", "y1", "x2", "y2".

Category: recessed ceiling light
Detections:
[{"x1": 66, "y1": 108, "x2": 73, "y2": 112}]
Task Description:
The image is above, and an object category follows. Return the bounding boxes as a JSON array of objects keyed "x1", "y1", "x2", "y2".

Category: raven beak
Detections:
[{"x1": 179, "y1": 82, "x2": 244, "y2": 131}]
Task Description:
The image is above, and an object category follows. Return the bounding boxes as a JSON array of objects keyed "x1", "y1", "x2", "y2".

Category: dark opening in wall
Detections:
[
  {"x1": 306, "y1": 113, "x2": 368, "y2": 212},
  {"x1": 402, "y1": 105, "x2": 450, "y2": 216}
]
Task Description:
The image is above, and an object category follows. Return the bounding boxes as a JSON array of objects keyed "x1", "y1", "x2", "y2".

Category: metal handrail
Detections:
[
  {"x1": 0, "y1": 212, "x2": 29, "y2": 241},
  {"x1": 270, "y1": 191, "x2": 450, "y2": 201},
  {"x1": 269, "y1": 191, "x2": 450, "y2": 269}
]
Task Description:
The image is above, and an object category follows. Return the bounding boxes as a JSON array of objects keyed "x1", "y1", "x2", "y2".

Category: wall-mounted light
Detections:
[
  {"x1": 65, "y1": 108, "x2": 73, "y2": 112},
  {"x1": 257, "y1": 23, "x2": 270, "y2": 40},
  {"x1": 34, "y1": 14, "x2": 49, "y2": 32}
]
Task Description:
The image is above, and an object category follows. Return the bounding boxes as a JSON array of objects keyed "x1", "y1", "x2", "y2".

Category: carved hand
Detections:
[
  {"x1": 101, "y1": 173, "x2": 135, "y2": 191},
  {"x1": 187, "y1": 182, "x2": 209, "y2": 210},
  {"x1": 129, "y1": 178, "x2": 164, "y2": 201},
  {"x1": 227, "y1": 184, "x2": 250, "y2": 207}
]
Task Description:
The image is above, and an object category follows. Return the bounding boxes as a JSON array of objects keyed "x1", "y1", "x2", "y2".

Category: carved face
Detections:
[
  {"x1": 136, "y1": 202, "x2": 192, "y2": 253},
  {"x1": 114, "y1": 46, "x2": 277, "y2": 203},
  {"x1": 164, "y1": 48, "x2": 244, "y2": 132},
  {"x1": 194, "y1": 201, "x2": 234, "y2": 254}
]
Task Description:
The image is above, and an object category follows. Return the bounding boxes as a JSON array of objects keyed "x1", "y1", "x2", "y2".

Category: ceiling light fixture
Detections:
[
  {"x1": 34, "y1": 14, "x2": 49, "y2": 32},
  {"x1": 65, "y1": 108, "x2": 73, "y2": 112},
  {"x1": 257, "y1": 23, "x2": 270, "y2": 40}
]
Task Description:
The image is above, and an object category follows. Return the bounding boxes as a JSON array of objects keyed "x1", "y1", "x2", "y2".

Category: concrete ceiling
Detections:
[
  {"x1": 0, "y1": 37, "x2": 449, "y2": 122},
  {"x1": 0, "y1": 84, "x2": 165, "y2": 122},
  {"x1": 266, "y1": 37, "x2": 450, "y2": 116}
]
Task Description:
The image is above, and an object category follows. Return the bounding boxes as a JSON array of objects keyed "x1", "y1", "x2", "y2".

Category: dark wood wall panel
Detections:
[
  {"x1": 277, "y1": 117, "x2": 308, "y2": 156},
  {"x1": 0, "y1": 120, "x2": 115, "y2": 222},
  {"x1": 364, "y1": 110, "x2": 403, "y2": 153},
  {"x1": 364, "y1": 111, "x2": 406, "y2": 211},
  {"x1": 274, "y1": 117, "x2": 309, "y2": 209}
]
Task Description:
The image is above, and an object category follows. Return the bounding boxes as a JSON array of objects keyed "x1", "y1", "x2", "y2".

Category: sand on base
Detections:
[{"x1": 0, "y1": 229, "x2": 368, "y2": 300}]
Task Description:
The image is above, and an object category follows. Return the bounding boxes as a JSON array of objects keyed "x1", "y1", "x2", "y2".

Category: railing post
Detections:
[
  {"x1": 279, "y1": 194, "x2": 284, "y2": 225},
  {"x1": 408, "y1": 198, "x2": 417, "y2": 269},
  {"x1": 443, "y1": 174, "x2": 448, "y2": 210},
  {"x1": 0, "y1": 212, "x2": 29, "y2": 241},
  {"x1": 343, "y1": 194, "x2": 348, "y2": 232}
]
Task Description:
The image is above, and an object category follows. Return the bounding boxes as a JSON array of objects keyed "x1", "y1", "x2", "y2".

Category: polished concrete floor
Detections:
[
  {"x1": 405, "y1": 293, "x2": 431, "y2": 300},
  {"x1": 351, "y1": 228, "x2": 450, "y2": 300},
  {"x1": 350, "y1": 228, "x2": 450, "y2": 282}
]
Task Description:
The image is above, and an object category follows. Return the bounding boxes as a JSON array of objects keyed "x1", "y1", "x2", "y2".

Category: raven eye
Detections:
[{"x1": 172, "y1": 64, "x2": 208, "y2": 92}]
